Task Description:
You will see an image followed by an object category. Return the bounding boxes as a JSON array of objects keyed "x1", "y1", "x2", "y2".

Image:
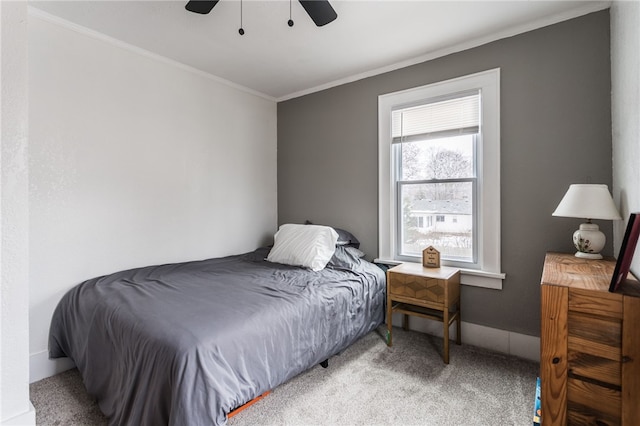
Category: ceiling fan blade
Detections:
[
  {"x1": 298, "y1": 0, "x2": 337, "y2": 27},
  {"x1": 185, "y1": 1, "x2": 219, "y2": 15}
]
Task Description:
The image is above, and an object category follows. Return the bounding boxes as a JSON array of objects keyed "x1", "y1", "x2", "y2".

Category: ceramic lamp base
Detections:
[
  {"x1": 574, "y1": 251, "x2": 603, "y2": 260},
  {"x1": 572, "y1": 222, "x2": 605, "y2": 260}
]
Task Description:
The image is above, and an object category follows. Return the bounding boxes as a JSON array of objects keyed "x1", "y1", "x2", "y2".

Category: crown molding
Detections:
[{"x1": 277, "y1": 1, "x2": 611, "y2": 102}]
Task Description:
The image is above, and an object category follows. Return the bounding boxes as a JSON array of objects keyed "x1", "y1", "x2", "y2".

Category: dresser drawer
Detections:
[
  {"x1": 567, "y1": 310, "x2": 622, "y2": 388},
  {"x1": 568, "y1": 311, "x2": 621, "y2": 360},
  {"x1": 569, "y1": 288, "x2": 623, "y2": 319},
  {"x1": 567, "y1": 377, "x2": 621, "y2": 425},
  {"x1": 568, "y1": 349, "x2": 621, "y2": 387},
  {"x1": 388, "y1": 271, "x2": 445, "y2": 304}
]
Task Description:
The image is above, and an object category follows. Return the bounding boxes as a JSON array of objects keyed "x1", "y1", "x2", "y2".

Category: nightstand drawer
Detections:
[{"x1": 388, "y1": 272, "x2": 445, "y2": 304}]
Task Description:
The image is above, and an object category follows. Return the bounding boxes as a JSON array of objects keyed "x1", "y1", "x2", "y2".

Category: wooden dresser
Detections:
[{"x1": 540, "y1": 252, "x2": 640, "y2": 425}]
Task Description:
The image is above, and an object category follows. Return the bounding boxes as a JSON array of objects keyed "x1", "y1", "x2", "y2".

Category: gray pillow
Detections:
[{"x1": 305, "y1": 220, "x2": 360, "y2": 249}]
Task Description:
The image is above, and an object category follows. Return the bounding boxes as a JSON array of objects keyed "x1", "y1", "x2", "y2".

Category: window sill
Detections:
[
  {"x1": 373, "y1": 258, "x2": 505, "y2": 290},
  {"x1": 458, "y1": 268, "x2": 504, "y2": 290}
]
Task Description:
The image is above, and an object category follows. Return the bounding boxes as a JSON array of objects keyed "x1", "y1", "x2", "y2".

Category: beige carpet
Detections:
[{"x1": 31, "y1": 326, "x2": 538, "y2": 425}]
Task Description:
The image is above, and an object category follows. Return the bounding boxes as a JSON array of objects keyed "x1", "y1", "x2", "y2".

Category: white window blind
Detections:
[{"x1": 392, "y1": 91, "x2": 480, "y2": 143}]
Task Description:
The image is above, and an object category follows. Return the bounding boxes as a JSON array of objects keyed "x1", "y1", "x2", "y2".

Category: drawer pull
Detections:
[{"x1": 552, "y1": 357, "x2": 560, "y2": 364}]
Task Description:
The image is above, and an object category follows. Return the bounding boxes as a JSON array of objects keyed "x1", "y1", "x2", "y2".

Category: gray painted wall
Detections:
[{"x1": 277, "y1": 10, "x2": 611, "y2": 337}]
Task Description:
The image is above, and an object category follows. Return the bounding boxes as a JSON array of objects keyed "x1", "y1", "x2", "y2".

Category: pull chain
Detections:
[
  {"x1": 288, "y1": 0, "x2": 294, "y2": 27},
  {"x1": 238, "y1": 0, "x2": 245, "y2": 35}
]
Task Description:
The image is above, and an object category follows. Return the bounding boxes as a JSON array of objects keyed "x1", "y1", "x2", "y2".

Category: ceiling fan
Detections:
[{"x1": 185, "y1": 0, "x2": 338, "y2": 27}]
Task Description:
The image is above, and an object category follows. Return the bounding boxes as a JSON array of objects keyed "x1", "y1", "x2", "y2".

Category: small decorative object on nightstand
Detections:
[
  {"x1": 422, "y1": 246, "x2": 440, "y2": 268},
  {"x1": 386, "y1": 262, "x2": 461, "y2": 363}
]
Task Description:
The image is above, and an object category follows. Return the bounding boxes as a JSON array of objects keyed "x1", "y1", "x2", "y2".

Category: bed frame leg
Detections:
[{"x1": 320, "y1": 359, "x2": 328, "y2": 368}]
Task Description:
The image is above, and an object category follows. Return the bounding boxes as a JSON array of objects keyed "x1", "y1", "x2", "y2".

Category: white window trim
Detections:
[{"x1": 378, "y1": 68, "x2": 505, "y2": 289}]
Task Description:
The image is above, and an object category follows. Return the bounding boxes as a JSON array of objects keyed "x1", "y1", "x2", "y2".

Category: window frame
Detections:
[{"x1": 378, "y1": 69, "x2": 504, "y2": 289}]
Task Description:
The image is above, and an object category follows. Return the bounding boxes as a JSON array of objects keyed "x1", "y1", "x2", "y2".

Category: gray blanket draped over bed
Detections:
[{"x1": 49, "y1": 246, "x2": 386, "y2": 425}]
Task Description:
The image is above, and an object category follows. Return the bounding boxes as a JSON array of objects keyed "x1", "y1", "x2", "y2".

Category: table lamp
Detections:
[{"x1": 552, "y1": 184, "x2": 621, "y2": 259}]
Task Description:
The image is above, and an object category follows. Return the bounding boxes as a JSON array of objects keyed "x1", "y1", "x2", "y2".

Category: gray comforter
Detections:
[{"x1": 49, "y1": 246, "x2": 385, "y2": 425}]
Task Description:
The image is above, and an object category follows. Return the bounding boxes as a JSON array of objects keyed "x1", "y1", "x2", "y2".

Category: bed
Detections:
[{"x1": 48, "y1": 224, "x2": 386, "y2": 425}]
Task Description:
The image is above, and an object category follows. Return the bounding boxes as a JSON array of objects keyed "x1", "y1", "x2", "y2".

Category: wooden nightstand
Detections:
[{"x1": 386, "y1": 262, "x2": 461, "y2": 364}]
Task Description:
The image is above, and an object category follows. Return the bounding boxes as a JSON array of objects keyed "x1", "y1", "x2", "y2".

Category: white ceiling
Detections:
[{"x1": 29, "y1": 0, "x2": 611, "y2": 101}]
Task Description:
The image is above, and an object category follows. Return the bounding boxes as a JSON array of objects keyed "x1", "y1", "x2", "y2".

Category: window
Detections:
[
  {"x1": 395, "y1": 92, "x2": 478, "y2": 263},
  {"x1": 378, "y1": 69, "x2": 504, "y2": 289}
]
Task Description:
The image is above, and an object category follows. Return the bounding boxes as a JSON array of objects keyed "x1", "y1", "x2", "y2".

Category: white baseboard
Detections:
[
  {"x1": 391, "y1": 312, "x2": 540, "y2": 362},
  {"x1": 1, "y1": 402, "x2": 36, "y2": 426},
  {"x1": 29, "y1": 350, "x2": 75, "y2": 384}
]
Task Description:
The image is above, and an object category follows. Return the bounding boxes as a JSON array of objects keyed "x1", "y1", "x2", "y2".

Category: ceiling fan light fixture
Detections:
[
  {"x1": 185, "y1": 0, "x2": 337, "y2": 29},
  {"x1": 185, "y1": 0, "x2": 219, "y2": 15},
  {"x1": 298, "y1": 0, "x2": 337, "y2": 27}
]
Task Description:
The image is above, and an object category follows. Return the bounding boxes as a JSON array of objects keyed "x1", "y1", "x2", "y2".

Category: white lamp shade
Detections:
[{"x1": 552, "y1": 184, "x2": 621, "y2": 220}]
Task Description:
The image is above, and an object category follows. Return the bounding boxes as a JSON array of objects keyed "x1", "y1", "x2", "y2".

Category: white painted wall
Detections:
[
  {"x1": 611, "y1": 1, "x2": 640, "y2": 274},
  {"x1": 1, "y1": 1, "x2": 36, "y2": 424},
  {"x1": 28, "y1": 14, "x2": 277, "y2": 381}
]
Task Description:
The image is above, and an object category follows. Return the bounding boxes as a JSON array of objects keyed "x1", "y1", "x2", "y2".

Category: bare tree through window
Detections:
[{"x1": 398, "y1": 134, "x2": 475, "y2": 261}]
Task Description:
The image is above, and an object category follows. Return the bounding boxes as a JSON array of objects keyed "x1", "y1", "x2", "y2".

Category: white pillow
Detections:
[{"x1": 267, "y1": 224, "x2": 338, "y2": 271}]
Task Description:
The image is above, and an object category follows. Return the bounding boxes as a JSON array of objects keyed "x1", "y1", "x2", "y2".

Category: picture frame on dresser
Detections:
[{"x1": 609, "y1": 212, "x2": 640, "y2": 292}]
